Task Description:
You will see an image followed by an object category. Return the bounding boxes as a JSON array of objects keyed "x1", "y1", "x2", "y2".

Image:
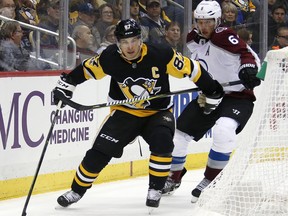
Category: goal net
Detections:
[{"x1": 192, "y1": 47, "x2": 288, "y2": 216}]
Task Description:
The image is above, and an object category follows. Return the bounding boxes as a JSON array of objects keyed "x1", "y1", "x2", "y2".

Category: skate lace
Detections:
[
  {"x1": 147, "y1": 189, "x2": 162, "y2": 201},
  {"x1": 196, "y1": 178, "x2": 211, "y2": 191},
  {"x1": 63, "y1": 190, "x2": 81, "y2": 202}
]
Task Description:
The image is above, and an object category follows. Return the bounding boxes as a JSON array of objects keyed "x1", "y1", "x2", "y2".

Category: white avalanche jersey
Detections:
[{"x1": 187, "y1": 27, "x2": 260, "y2": 96}]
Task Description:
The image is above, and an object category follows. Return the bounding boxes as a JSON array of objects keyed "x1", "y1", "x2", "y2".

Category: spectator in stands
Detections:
[
  {"x1": 231, "y1": 0, "x2": 256, "y2": 13},
  {"x1": 36, "y1": 0, "x2": 61, "y2": 48},
  {"x1": 221, "y1": 0, "x2": 256, "y2": 25},
  {"x1": 128, "y1": 0, "x2": 149, "y2": 41},
  {"x1": 278, "y1": 0, "x2": 288, "y2": 21},
  {"x1": 0, "y1": 0, "x2": 16, "y2": 27},
  {"x1": 161, "y1": 21, "x2": 182, "y2": 52},
  {"x1": 96, "y1": 24, "x2": 116, "y2": 54},
  {"x1": 90, "y1": 0, "x2": 106, "y2": 9},
  {"x1": 35, "y1": 1, "x2": 49, "y2": 21},
  {"x1": 162, "y1": 0, "x2": 184, "y2": 30},
  {"x1": 15, "y1": 0, "x2": 39, "y2": 51},
  {"x1": 237, "y1": 27, "x2": 253, "y2": 46},
  {"x1": 138, "y1": 0, "x2": 171, "y2": 23},
  {"x1": 270, "y1": 26, "x2": 288, "y2": 50},
  {"x1": 69, "y1": 0, "x2": 84, "y2": 25},
  {"x1": 15, "y1": 0, "x2": 38, "y2": 25},
  {"x1": 268, "y1": 0, "x2": 278, "y2": 17},
  {"x1": 72, "y1": 24, "x2": 97, "y2": 65},
  {"x1": 221, "y1": 2, "x2": 242, "y2": 30},
  {"x1": 268, "y1": 4, "x2": 288, "y2": 47},
  {"x1": 95, "y1": 3, "x2": 118, "y2": 40},
  {"x1": 0, "y1": 20, "x2": 44, "y2": 71},
  {"x1": 113, "y1": 0, "x2": 122, "y2": 20},
  {"x1": 247, "y1": 2, "x2": 287, "y2": 54},
  {"x1": 140, "y1": 0, "x2": 169, "y2": 44},
  {"x1": 73, "y1": 2, "x2": 101, "y2": 50},
  {"x1": 35, "y1": 0, "x2": 72, "y2": 61},
  {"x1": 130, "y1": 0, "x2": 140, "y2": 22},
  {"x1": 139, "y1": 0, "x2": 148, "y2": 17}
]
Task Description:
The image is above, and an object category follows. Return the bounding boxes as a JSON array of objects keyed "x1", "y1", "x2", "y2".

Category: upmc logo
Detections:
[
  {"x1": 173, "y1": 92, "x2": 198, "y2": 119},
  {"x1": 173, "y1": 92, "x2": 212, "y2": 138},
  {"x1": 0, "y1": 91, "x2": 94, "y2": 150},
  {"x1": 0, "y1": 91, "x2": 45, "y2": 150}
]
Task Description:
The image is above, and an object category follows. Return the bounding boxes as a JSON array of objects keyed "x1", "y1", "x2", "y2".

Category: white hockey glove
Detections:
[
  {"x1": 199, "y1": 82, "x2": 224, "y2": 115},
  {"x1": 203, "y1": 92, "x2": 223, "y2": 114},
  {"x1": 52, "y1": 72, "x2": 76, "y2": 108}
]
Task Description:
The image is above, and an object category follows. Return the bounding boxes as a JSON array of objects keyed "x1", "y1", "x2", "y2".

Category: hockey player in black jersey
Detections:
[
  {"x1": 52, "y1": 18, "x2": 224, "y2": 210},
  {"x1": 162, "y1": 0, "x2": 261, "y2": 202}
]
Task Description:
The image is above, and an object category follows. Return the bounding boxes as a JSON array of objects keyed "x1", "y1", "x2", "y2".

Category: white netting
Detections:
[{"x1": 192, "y1": 47, "x2": 288, "y2": 216}]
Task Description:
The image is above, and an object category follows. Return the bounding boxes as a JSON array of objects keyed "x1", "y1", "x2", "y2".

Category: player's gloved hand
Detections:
[
  {"x1": 197, "y1": 93, "x2": 206, "y2": 108},
  {"x1": 238, "y1": 64, "x2": 261, "y2": 90},
  {"x1": 52, "y1": 72, "x2": 76, "y2": 108},
  {"x1": 201, "y1": 81, "x2": 224, "y2": 115}
]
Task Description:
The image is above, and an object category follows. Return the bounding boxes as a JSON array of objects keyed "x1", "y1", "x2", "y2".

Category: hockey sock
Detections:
[
  {"x1": 205, "y1": 149, "x2": 231, "y2": 181},
  {"x1": 71, "y1": 149, "x2": 111, "y2": 194},
  {"x1": 149, "y1": 153, "x2": 172, "y2": 190}
]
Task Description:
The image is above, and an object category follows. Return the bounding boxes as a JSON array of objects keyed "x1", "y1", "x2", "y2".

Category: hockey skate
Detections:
[
  {"x1": 146, "y1": 189, "x2": 162, "y2": 214},
  {"x1": 162, "y1": 168, "x2": 187, "y2": 195},
  {"x1": 162, "y1": 176, "x2": 181, "y2": 195},
  {"x1": 191, "y1": 178, "x2": 211, "y2": 203},
  {"x1": 57, "y1": 190, "x2": 83, "y2": 207}
]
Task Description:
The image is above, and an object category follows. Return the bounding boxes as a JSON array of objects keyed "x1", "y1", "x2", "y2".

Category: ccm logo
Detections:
[
  {"x1": 100, "y1": 133, "x2": 119, "y2": 143},
  {"x1": 57, "y1": 80, "x2": 69, "y2": 88}
]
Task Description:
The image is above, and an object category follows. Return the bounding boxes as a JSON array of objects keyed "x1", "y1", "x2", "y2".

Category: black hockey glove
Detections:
[
  {"x1": 52, "y1": 72, "x2": 76, "y2": 108},
  {"x1": 238, "y1": 64, "x2": 261, "y2": 90},
  {"x1": 201, "y1": 82, "x2": 224, "y2": 115}
]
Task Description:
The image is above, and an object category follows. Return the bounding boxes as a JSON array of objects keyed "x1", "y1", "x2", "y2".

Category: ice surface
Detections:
[{"x1": 0, "y1": 169, "x2": 204, "y2": 216}]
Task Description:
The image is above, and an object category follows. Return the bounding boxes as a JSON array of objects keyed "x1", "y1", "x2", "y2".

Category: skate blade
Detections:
[
  {"x1": 54, "y1": 204, "x2": 68, "y2": 210},
  {"x1": 162, "y1": 190, "x2": 175, "y2": 196},
  {"x1": 191, "y1": 196, "x2": 199, "y2": 203},
  {"x1": 147, "y1": 207, "x2": 157, "y2": 215}
]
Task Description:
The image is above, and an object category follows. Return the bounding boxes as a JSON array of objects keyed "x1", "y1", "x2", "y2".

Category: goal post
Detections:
[{"x1": 192, "y1": 47, "x2": 288, "y2": 216}]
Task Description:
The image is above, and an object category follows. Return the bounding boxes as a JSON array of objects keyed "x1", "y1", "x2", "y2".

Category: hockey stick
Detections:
[
  {"x1": 21, "y1": 102, "x2": 62, "y2": 216},
  {"x1": 54, "y1": 80, "x2": 242, "y2": 111}
]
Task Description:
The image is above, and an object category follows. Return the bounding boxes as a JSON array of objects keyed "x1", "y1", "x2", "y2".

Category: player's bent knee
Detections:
[
  {"x1": 212, "y1": 117, "x2": 239, "y2": 153},
  {"x1": 83, "y1": 149, "x2": 112, "y2": 173},
  {"x1": 173, "y1": 129, "x2": 193, "y2": 156},
  {"x1": 149, "y1": 128, "x2": 174, "y2": 154}
]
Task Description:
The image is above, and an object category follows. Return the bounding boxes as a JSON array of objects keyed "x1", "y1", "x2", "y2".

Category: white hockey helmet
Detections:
[{"x1": 194, "y1": 0, "x2": 222, "y2": 29}]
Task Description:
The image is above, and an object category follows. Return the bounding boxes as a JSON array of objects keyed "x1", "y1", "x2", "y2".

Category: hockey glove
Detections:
[
  {"x1": 197, "y1": 93, "x2": 206, "y2": 108},
  {"x1": 202, "y1": 82, "x2": 224, "y2": 115},
  {"x1": 238, "y1": 64, "x2": 261, "y2": 90},
  {"x1": 52, "y1": 72, "x2": 76, "y2": 108}
]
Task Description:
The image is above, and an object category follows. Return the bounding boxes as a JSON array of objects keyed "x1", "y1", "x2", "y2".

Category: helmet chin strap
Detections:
[
  {"x1": 117, "y1": 40, "x2": 143, "y2": 61},
  {"x1": 195, "y1": 26, "x2": 208, "y2": 39}
]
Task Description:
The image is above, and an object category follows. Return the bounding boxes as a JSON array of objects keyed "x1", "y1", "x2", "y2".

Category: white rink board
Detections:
[{"x1": 0, "y1": 74, "x2": 212, "y2": 181}]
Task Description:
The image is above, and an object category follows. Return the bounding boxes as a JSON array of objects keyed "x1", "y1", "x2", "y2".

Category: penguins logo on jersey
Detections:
[{"x1": 119, "y1": 77, "x2": 161, "y2": 108}]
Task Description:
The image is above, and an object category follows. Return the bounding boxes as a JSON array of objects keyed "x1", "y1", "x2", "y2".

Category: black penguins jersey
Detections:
[{"x1": 68, "y1": 43, "x2": 218, "y2": 117}]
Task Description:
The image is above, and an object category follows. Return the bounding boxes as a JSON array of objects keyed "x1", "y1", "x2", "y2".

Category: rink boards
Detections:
[{"x1": 0, "y1": 71, "x2": 212, "y2": 200}]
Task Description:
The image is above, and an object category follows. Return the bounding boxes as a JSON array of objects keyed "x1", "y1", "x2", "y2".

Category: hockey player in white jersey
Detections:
[{"x1": 162, "y1": 0, "x2": 261, "y2": 202}]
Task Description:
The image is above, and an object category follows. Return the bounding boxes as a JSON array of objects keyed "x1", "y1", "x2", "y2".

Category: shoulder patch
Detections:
[{"x1": 215, "y1": 27, "x2": 227, "y2": 34}]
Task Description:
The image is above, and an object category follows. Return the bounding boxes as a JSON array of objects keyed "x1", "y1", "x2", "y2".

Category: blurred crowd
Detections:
[{"x1": 0, "y1": 0, "x2": 287, "y2": 71}]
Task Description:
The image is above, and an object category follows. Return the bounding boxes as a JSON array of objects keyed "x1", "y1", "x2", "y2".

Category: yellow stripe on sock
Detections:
[
  {"x1": 149, "y1": 170, "x2": 170, "y2": 177},
  {"x1": 150, "y1": 155, "x2": 172, "y2": 163},
  {"x1": 74, "y1": 175, "x2": 92, "y2": 187},
  {"x1": 79, "y1": 164, "x2": 99, "y2": 178}
]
